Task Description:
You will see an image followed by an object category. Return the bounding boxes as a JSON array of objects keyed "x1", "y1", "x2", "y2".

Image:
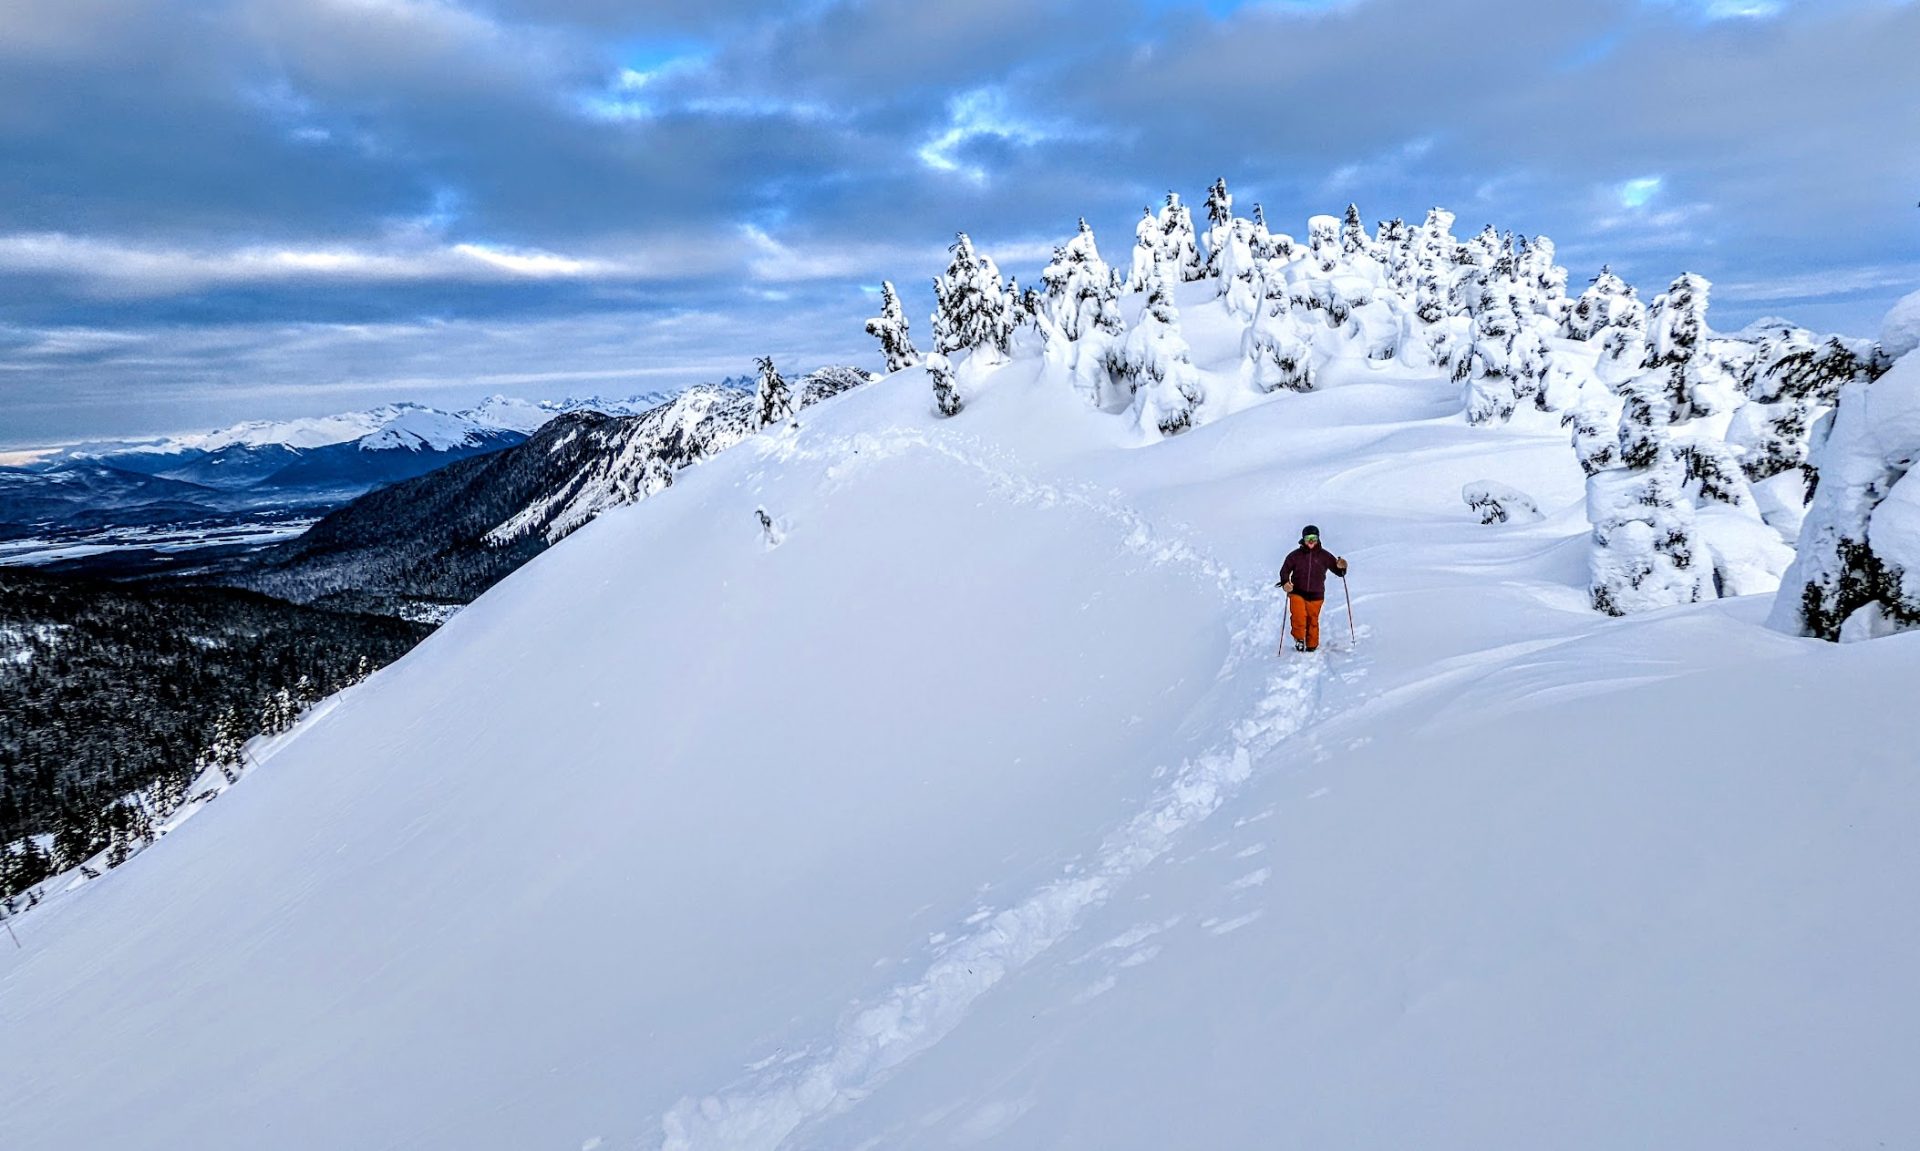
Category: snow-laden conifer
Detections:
[
  {"x1": 1341, "y1": 203, "x2": 1374, "y2": 260},
  {"x1": 1158, "y1": 192, "x2": 1205, "y2": 283},
  {"x1": 864, "y1": 281, "x2": 919, "y2": 372},
  {"x1": 1563, "y1": 265, "x2": 1636, "y2": 342},
  {"x1": 1040, "y1": 219, "x2": 1113, "y2": 342},
  {"x1": 1457, "y1": 267, "x2": 1524, "y2": 424},
  {"x1": 1587, "y1": 386, "x2": 1711, "y2": 615},
  {"x1": 927, "y1": 352, "x2": 962, "y2": 418},
  {"x1": 1202, "y1": 178, "x2": 1234, "y2": 277},
  {"x1": 1517, "y1": 235, "x2": 1569, "y2": 321},
  {"x1": 1124, "y1": 264, "x2": 1205, "y2": 436},
  {"x1": 931, "y1": 233, "x2": 1016, "y2": 362},
  {"x1": 1307, "y1": 214, "x2": 1341, "y2": 274},
  {"x1": 1243, "y1": 256, "x2": 1315, "y2": 394},
  {"x1": 1215, "y1": 217, "x2": 1259, "y2": 317},
  {"x1": 1769, "y1": 338, "x2": 1920, "y2": 640},
  {"x1": 1639, "y1": 274, "x2": 1717, "y2": 422},
  {"x1": 1128, "y1": 207, "x2": 1158, "y2": 290},
  {"x1": 755, "y1": 355, "x2": 794, "y2": 428}
]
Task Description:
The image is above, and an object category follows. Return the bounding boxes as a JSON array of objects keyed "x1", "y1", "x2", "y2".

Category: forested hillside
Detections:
[{"x1": 0, "y1": 569, "x2": 427, "y2": 901}]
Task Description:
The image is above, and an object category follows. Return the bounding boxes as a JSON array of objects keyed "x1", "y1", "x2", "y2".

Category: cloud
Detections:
[{"x1": 0, "y1": 233, "x2": 630, "y2": 295}]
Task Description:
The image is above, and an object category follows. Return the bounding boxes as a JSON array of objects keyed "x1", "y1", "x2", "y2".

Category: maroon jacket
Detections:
[{"x1": 1280, "y1": 544, "x2": 1348, "y2": 601}]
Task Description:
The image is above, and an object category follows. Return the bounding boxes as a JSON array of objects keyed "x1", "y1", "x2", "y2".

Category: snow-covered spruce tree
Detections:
[
  {"x1": 1639, "y1": 273, "x2": 1717, "y2": 422},
  {"x1": 931, "y1": 232, "x2": 1016, "y2": 362},
  {"x1": 864, "y1": 280, "x2": 919, "y2": 372},
  {"x1": 1079, "y1": 268, "x2": 1132, "y2": 411},
  {"x1": 926, "y1": 352, "x2": 963, "y2": 417},
  {"x1": 1128, "y1": 206, "x2": 1159, "y2": 290},
  {"x1": 1587, "y1": 386, "x2": 1711, "y2": 614},
  {"x1": 1124, "y1": 264, "x2": 1205, "y2": 436},
  {"x1": 1596, "y1": 292, "x2": 1650, "y2": 389},
  {"x1": 1038, "y1": 221, "x2": 1129, "y2": 408},
  {"x1": 1377, "y1": 217, "x2": 1414, "y2": 294},
  {"x1": 1456, "y1": 265, "x2": 1524, "y2": 424},
  {"x1": 1341, "y1": 203, "x2": 1375, "y2": 260},
  {"x1": 1202, "y1": 178, "x2": 1234, "y2": 278},
  {"x1": 1732, "y1": 332, "x2": 1887, "y2": 485},
  {"x1": 755, "y1": 355, "x2": 794, "y2": 428},
  {"x1": 1215, "y1": 217, "x2": 1259, "y2": 317},
  {"x1": 1412, "y1": 208, "x2": 1460, "y2": 280},
  {"x1": 1563, "y1": 265, "x2": 1635, "y2": 341},
  {"x1": 1243, "y1": 256, "x2": 1315, "y2": 394},
  {"x1": 1768, "y1": 344, "x2": 1920, "y2": 640},
  {"x1": 1040, "y1": 219, "x2": 1112, "y2": 342},
  {"x1": 1158, "y1": 192, "x2": 1206, "y2": 283},
  {"x1": 1566, "y1": 403, "x2": 1619, "y2": 476},
  {"x1": 1306, "y1": 214, "x2": 1342, "y2": 274},
  {"x1": 1517, "y1": 235, "x2": 1569, "y2": 322}
]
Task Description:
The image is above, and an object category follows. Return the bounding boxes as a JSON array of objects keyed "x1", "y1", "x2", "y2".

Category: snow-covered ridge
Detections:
[{"x1": 882, "y1": 180, "x2": 1893, "y2": 630}]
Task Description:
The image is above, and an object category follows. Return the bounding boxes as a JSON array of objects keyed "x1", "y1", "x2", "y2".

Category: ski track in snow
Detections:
[{"x1": 654, "y1": 426, "x2": 1343, "y2": 1151}]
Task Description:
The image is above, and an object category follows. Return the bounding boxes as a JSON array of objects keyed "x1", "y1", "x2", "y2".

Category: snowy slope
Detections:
[{"x1": 3, "y1": 285, "x2": 1917, "y2": 1151}]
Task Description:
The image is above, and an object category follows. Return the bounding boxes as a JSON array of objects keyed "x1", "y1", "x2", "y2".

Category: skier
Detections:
[{"x1": 1277, "y1": 525, "x2": 1350, "y2": 652}]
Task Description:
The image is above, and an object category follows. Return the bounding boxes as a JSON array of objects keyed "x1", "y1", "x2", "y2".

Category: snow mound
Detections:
[{"x1": 1881, "y1": 288, "x2": 1920, "y2": 361}]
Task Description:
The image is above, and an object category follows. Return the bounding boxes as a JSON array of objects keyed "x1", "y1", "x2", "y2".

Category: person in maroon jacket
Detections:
[{"x1": 1276, "y1": 524, "x2": 1349, "y2": 652}]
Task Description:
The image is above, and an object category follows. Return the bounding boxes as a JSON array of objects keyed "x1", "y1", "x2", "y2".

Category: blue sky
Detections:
[{"x1": 1, "y1": 0, "x2": 1917, "y2": 446}]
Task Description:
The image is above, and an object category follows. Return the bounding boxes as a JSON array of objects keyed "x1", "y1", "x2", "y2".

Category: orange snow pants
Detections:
[{"x1": 1289, "y1": 594, "x2": 1323, "y2": 650}]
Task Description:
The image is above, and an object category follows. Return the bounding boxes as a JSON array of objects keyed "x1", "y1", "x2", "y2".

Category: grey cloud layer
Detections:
[{"x1": 1, "y1": 0, "x2": 1915, "y2": 444}]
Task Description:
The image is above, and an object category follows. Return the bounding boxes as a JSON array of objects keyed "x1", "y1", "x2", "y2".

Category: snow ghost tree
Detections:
[
  {"x1": 1306, "y1": 214, "x2": 1342, "y2": 273},
  {"x1": 1158, "y1": 192, "x2": 1205, "y2": 283},
  {"x1": 1731, "y1": 332, "x2": 1886, "y2": 487},
  {"x1": 1040, "y1": 222, "x2": 1129, "y2": 409},
  {"x1": 1076, "y1": 269, "x2": 1132, "y2": 411},
  {"x1": 1639, "y1": 273, "x2": 1717, "y2": 422},
  {"x1": 1769, "y1": 343, "x2": 1918, "y2": 641},
  {"x1": 1243, "y1": 257, "x2": 1315, "y2": 394},
  {"x1": 1587, "y1": 385, "x2": 1711, "y2": 615},
  {"x1": 1517, "y1": 236, "x2": 1569, "y2": 321},
  {"x1": 754, "y1": 355, "x2": 794, "y2": 428},
  {"x1": 1214, "y1": 217, "x2": 1259, "y2": 317},
  {"x1": 1128, "y1": 207, "x2": 1159, "y2": 290},
  {"x1": 1564, "y1": 265, "x2": 1635, "y2": 342},
  {"x1": 1040, "y1": 219, "x2": 1113, "y2": 343},
  {"x1": 926, "y1": 352, "x2": 962, "y2": 417},
  {"x1": 1377, "y1": 217, "x2": 1414, "y2": 294},
  {"x1": 1566, "y1": 404, "x2": 1619, "y2": 476},
  {"x1": 1456, "y1": 267, "x2": 1525, "y2": 424},
  {"x1": 1124, "y1": 264, "x2": 1206, "y2": 436},
  {"x1": 1341, "y1": 203, "x2": 1374, "y2": 260},
  {"x1": 864, "y1": 280, "x2": 919, "y2": 373},
  {"x1": 931, "y1": 232, "x2": 1017, "y2": 362},
  {"x1": 1203, "y1": 178, "x2": 1234, "y2": 278}
]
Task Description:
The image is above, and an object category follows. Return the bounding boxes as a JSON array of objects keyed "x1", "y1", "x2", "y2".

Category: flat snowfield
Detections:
[{"x1": 4, "y1": 334, "x2": 1917, "y2": 1150}]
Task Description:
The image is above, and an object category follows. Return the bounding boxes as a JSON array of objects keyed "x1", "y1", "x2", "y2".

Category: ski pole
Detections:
[
  {"x1": 1277, "y1": 583, "x2": 1290, "y2": 656},
  {"x1": 1341, "y1": 575, "x2": 1356, "y2": 649}
]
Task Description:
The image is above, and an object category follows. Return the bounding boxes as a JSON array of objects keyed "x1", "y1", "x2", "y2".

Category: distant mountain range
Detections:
[
  {"x1": 228, "y1": 367, "x2": 873, "y2": 616},
  {"x1": 0, "y1": 393, "x2": 674, "y2": 549}
]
